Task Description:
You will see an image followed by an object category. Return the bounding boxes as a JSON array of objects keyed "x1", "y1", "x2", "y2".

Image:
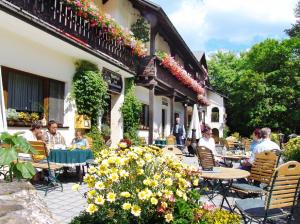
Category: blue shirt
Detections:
[
  {"x1": 72, "y1": 138, "x2": 88, "y2": 148},
  {"x1": 250, "y1": 139, "x2": 260, "y2": 152}
]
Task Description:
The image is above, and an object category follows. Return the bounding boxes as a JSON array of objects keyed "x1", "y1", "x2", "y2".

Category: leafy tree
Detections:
[
  {"x1": 208, "y1": 38, "x2": 300, "y2": 136},
  {"x1": 286, "y1": 1, "x2": 300, "y2": 37}
]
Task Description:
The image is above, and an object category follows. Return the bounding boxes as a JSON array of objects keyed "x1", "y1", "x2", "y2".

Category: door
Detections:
[{"x1": 162, "y1": 109, "x2": 166, "y2": 138}]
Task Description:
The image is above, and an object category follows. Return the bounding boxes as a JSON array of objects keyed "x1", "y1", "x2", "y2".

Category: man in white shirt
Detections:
[{"x1": 249, "y1": 127, "x2": 280, "y2": 164}]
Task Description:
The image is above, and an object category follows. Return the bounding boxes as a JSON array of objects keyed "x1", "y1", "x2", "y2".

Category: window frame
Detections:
[
  {"x1": 139, "y1": 103, "x2": 150, "y2": 130},
  {"x1": 2, "y1": 66, "x2": 65, "y2": 126},
  {"x1": 211, "y1": 107, "x2": 220, "y2": 123}
]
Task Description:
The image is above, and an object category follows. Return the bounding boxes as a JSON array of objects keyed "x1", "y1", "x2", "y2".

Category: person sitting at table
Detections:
[
  {"x1": 23, "y1": 121, "x2": 43, "y2": 141},
  {"x1": 71, "y1": 130, "x2": 89, "y2": 149},
  {"x1": 43, "y1": 120, "x2": 66, "y2": 146},
  {"x1": 198, "y1": 125, "x2": 222, "y2": 163},
  {"x1": 249, "y1": 128, "x2": 261, "y2": 152}
]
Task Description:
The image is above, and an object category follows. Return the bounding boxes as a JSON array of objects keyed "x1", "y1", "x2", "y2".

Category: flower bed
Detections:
[
  {"x1": 71, "y1": 144, "x2": 240, "y2": 223},
  {"x1": 156, "y1": 51, "x2": 205, "y2": 95},
  {"x1": 65, "y1": 0, "x2": 147, "y2": 57}
]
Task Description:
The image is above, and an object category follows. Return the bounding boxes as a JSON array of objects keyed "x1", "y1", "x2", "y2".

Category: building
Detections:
[{"x1": 0, "y1": 0, "x2": 224, "y2": 145}]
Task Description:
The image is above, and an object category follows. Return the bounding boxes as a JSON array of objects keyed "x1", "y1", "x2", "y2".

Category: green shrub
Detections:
[
  {"x1": 283, "y1": 137, "x2": 300, "y2": 162},
  {"x1": 86, "y1": 127, "x2": 107, "y2": 158},
  {"x1": 121, "y1": 78, "x2": 142, "y2": 145},
  {"x1": 271, "y1": 133, "x2": 280, "y2": 145},
  {"x1": 72, "y1": 60, "x2": 109, "y2": 126}
]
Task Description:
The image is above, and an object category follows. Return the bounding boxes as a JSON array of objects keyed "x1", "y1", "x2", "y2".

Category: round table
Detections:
[
  {"x1": 200, "y1": 167, "x2": 250, "y2": 211},
  {"x1": 222, "y1": 154, "x2": 250, "y2": 160},
  {"x1": 48, "y1": 149, "x2": 94, "y2": 167}
]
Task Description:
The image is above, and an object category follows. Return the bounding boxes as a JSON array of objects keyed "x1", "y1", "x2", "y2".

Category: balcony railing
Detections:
[{"x1": 3, "y1": 0, "x2": 137, "y2": 70}]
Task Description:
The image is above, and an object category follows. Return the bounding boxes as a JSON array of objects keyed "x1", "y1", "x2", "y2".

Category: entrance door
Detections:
[{"x1": 162, "y1": 109, "x2": 166, "y2": 138}]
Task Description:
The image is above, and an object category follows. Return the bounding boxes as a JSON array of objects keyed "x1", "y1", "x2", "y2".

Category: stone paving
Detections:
[{"x1": 34, "y1": 153, "x2": 300, "y2": 224}]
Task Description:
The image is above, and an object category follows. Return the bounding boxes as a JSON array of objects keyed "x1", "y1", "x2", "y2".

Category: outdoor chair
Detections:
[
  {"x1": 235, "y1": 161, "x2": 300, "y2": 224},
  {"x1": 196, "y1": 146, "x2": 216, "y2": 170},
  {"x1": 231, "y1": 151, "x2": 278, "y2": 198},
  {"x1": 29, "y1": 141, "x2": 63, "y2": 196}
]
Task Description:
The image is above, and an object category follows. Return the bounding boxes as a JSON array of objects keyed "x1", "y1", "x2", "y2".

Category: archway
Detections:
[{"x1": 212, "y1": 128, "x2": 220, "y2": 144}]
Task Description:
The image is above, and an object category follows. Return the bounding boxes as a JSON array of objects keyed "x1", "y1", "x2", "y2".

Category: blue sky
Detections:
[{"x1": 151, "y1": 0, "x2": 298, "y2": 53}]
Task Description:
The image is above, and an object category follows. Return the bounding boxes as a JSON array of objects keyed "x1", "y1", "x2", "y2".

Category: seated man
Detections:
[{"x1": 43, "y1": 120, "x2": 66, "y2": 146}]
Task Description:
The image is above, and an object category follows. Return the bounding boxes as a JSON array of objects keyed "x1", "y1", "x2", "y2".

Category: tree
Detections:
[
  {"x1": 208, "y1": 38, "x2": 300, "y2": 136},
  {"x1": 286, "y1": 1, "x2": 300, "y2": 37}
]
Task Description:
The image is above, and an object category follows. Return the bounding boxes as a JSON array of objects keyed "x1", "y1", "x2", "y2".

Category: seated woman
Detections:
[{"x1": 71, "y1": 130, "x2": 90, "y2": 149}]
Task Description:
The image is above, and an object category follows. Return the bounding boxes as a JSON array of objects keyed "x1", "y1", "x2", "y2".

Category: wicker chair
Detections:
[{"x1": 235, "y1": 161, "x2": 300, "y2": 224}]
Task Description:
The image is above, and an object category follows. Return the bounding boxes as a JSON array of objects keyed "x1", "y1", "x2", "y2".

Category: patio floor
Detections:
[{"x1": 35, "y1": 154, "x2": 300, "y2": 224}]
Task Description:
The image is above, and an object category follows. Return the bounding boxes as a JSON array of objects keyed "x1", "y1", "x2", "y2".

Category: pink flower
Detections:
[{"x1": 202, "y1": 202, "x2": 215, "y2": 211}]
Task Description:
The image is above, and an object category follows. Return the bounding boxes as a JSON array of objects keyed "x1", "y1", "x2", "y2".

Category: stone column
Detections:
[{"x1": 148, "y1": 80, "x2": 157, "y2": 145}]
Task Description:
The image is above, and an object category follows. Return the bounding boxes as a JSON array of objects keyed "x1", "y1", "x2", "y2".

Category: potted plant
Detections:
[
  {"x1": 0, "y1": 132, "x2": 36, "y2": 181},
  {"x1": 6, "y1": 108, "x2": 19, "y2": 126},
  {"x1": 18, "y1": 112, "x2": 31, "y2": 126},
  {"x1": 30, "y1": 112, "x2": 40, "y2": 123}
]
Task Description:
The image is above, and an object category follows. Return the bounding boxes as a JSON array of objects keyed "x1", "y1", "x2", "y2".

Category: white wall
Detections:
[
  {"x1": 205, "y1": 90, "x2": 226, "y2": 137},
  {"x1": 155, "y1": 34, "x2": 171, "y2": 54},
  {"x1": 0, "y1": 11, "x2": 133, "y2": 145}
]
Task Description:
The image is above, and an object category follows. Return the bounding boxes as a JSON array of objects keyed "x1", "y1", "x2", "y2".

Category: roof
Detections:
[{"x1": 129, "y1": 0, "x2": 207, "y2": 73}]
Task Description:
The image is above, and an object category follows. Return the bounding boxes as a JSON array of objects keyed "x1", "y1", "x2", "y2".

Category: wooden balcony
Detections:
[{"x1": 2, "y1": 0, "x2": 138, "y2": 71}]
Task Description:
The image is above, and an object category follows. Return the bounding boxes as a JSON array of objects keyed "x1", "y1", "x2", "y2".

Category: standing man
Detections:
[
  {"x1": 44, "y1": 120, "x2": 66, "y2": 146},
  {"x1": 172, "y1": 117, "x2": 186, "y2": 147}
]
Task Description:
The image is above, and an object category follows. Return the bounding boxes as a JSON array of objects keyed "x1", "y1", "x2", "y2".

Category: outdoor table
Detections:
[
  {"x1": 48, "y1": 149, "x2": 94, "y2": 184},
  {"x1": 48, "y1": 149, "x2": 94, "y2": 167},
  {"x1": 200, "y1": 167, "x2": 250, "y2": 211}
]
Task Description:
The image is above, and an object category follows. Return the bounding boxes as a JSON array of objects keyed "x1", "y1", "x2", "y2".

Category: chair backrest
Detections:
[
  {"x1": 249, "y1": 151, "x2": 278, "y2": 184},
  {"x1": 166, "y1": 135, "x2": 176, "y2": 145},
  {"x1": 196, "y1": 146, "x2": 216, "y2": 169},
  {"x1": 28, "y1": 141, "x2": 48, "y2": 162},
  {"x1": 241, "y1": 138, "x2": 251, "y2": 151},
  {"x1": 265, "y1": 161, "x2": 300, "y2": 210}
]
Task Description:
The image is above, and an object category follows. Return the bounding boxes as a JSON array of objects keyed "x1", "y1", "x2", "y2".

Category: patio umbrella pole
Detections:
[{"x1": 191, "y1": 129, "x2": 197, "y2": 154}]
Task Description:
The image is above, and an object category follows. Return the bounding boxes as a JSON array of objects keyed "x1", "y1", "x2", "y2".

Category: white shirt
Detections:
[
  {"x1": 23, "y1": 131, "x2": 37, "y2": 141},
  {"x1": 199, "y1": 137, "x2": 216, "y2": 155},
  {"x1": 249, "y1": 139, "x2": 280, "y2": 164}
]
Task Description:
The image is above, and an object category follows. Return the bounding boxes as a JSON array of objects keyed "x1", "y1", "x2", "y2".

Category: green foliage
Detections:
[
  {"x1": 131, "y1": 18, "x2": 150, "y2": 43},
  {"x1": 208, "y1": 37, "x2": 300, "y2": 136},
  {"x1": 271, "y1": 133, "x2": 280, "y2": 145},
  {"x1": 86, "y1": 126, "x2": 107, "y2": 158},
  {"x1": 121, "y1": 78, "x2": 142, "y2": 145},
  {"x1": 101, "y1": 124, "x2": 111, "y2": 137},
  {"x1": 283, "y1": 137, "x2": 300, "y2": 162},
  {"x1": 200, "y1": 209, "x2": 241, "y2": 224},
  {"x1": 0, "y1": 132, "x2": 36, "y2": 181},
  {"x1": 72, "y1": 60, "x2": 109, "y2": 126},
  {"x1": 285, "y1": 1, "x2": 300, "y2": 37}
]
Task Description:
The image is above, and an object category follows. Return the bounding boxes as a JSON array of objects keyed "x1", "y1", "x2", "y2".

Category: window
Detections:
[
  {"x1": 2, "y1": 67, "x2": 65, "y2": 125},
  {"x1": 211, "y1": 107, "x2": 219, "y2": 123},
  {"x1": 140, "y1": 104, "x2": 149, "y2": 129}
]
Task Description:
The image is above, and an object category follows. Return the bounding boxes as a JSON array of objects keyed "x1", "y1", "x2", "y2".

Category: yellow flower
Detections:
[
  {"x1": 87, "y1": 190, "x2": 96, "y2": 199},
  {"x1": 193, "y1": 179, "x2": 199, "y2": 186},
  {"x1": 86, "y1": 204, "x2": 98, "y2": 214},
  {"x1": 143, "y1": 178, "x2": 151, "y2": 186},
  {"x1": 119, "y1": 170, "x2": 129, "y2": 178},
  {"x1": 145, "y1": 188, "x2": 153, "y2": 199},
  {"x1": 122, "y1": 202, "x2": 131, "y2": 210},
  {"x1": 71, "y1": 184, "x2": 80, "y2": 192},
  {"x1": 164, "y1": 213, "x2": 173, "y2": 223},
  {"x1": 131, "y1": 205, "x2": 141, "y2": 217},
  {"x1": 150, "y1": 180, "x2": 159, "y2": 188},
  {"x1": 120, "y1": 192, "x2": 131, "y2": 198},
  {"x1": 137, "y1": 159, "x2": 145, "y2": 167},
  {"x1": 164, "y1": 178, "x2": 173, "y2": 186},
  {"x1": 175, "y1": 173, "x2": 182, "y2": 179},
  {"x1": 176, "y1": 189, "x2": 183, "y2": 197},
  {"x1": 153, "y1": 174, "x2": 161, "y2": 180},
  {"x1": 138, "y1": 191, "x2": 147, "y2": 200},
  {"x1": 88, "y1": 166, "x2": 97, "y2": 174},
  {"x1": 144, "y1": 153, "x2": 152, "y2": 162},
  {"x1": 150, "y1": 197, "x2": 158, "y2": 205},
  {"x1": 118, "y1": 142, "x2": 127, "y2": 149},
  {"x1": 94, "y1": 195, "x2": 105, "y2": 205},
  {"x1": 107, "y1": 192, "x2": 116, "y2": 202},
  {"x1": 95, "y1": 181, "x2": 105, "y2": 190},
  {"x1": 109, "y1": 173, "x2": 119, "y2": 182},
  {"x1": 137, "y1": 168, "x2": 144, "y2": 175}
]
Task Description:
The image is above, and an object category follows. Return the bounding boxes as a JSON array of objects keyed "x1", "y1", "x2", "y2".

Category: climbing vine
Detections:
[
  {"x1": 72, "y1": 60, "x2": 109, "y2": 126},
  {"x1": 121, "y1": 78, "x2": 142, "y2": 144},
  {"x1": 131, "y1": 18, "x2": 150, "y2": 43}
]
